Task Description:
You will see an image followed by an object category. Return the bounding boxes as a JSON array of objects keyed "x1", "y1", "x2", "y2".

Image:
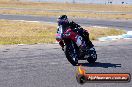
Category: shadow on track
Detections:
[{"x1": 78, "y1": 62, "x2": 121, "y2": 68}]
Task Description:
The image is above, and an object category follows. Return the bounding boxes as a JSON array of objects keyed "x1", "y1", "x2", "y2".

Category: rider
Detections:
[{"x1": 56, "y1": 15, "x2": 94, "y2": 50}]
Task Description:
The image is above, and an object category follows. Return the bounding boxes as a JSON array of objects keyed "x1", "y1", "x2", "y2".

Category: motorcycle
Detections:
[{"x1": 56, "y1": 25, "x2": 97, "y2": 66}]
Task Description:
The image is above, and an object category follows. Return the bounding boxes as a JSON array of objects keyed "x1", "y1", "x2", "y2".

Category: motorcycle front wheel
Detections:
[{"x1": 64, "y1": 41, "x2": 79, "y2": 66}]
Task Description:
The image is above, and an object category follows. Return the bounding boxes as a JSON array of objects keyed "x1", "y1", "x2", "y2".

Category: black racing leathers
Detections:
[{"x1": 57, "y1": 21, "x2": 94, "y2": 49}]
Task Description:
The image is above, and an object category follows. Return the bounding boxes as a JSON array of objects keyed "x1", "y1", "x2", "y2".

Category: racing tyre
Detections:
[
  {"x1": 87, "y1": 50, "x2": 97, "y2": 63},
  {"x1": 64, "y1": 41, "x2": 79, "y2": 66}
]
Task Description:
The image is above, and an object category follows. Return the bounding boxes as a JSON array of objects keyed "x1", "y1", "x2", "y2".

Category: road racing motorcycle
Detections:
[{"x1": 56, "y1": 25, "x2": 97, "y2": 66}]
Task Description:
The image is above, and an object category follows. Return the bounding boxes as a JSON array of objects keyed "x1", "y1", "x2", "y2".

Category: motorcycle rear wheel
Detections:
[{"x1": 87, "y1": 50, "x2": 97, "y2": 64}]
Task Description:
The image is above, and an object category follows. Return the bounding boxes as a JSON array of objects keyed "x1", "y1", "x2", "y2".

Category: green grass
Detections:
[{"x1": 0, "y1": 20, "x2": 126, "y2": 45}]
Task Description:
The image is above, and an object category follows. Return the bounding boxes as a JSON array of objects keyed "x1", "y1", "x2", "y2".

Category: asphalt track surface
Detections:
[
  {"x1": 0, "y1": 14, "x2": 132, "y2": 87},
  {"x1": 0, "y1": 14, "x2": 132, "y2": 31},
  {"x1": 0, "y1": 39, "x2": 132, "y2": 87}
]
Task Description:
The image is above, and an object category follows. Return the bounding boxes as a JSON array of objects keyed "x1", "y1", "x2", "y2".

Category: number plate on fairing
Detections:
[{"x1": 76, "y1": 35, "x2": 83, "y2": 47}]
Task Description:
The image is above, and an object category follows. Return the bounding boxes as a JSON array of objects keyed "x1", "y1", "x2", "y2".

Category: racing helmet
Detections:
[{"x1": 57, "y1": 15, "x2": 69, "y2": 25}]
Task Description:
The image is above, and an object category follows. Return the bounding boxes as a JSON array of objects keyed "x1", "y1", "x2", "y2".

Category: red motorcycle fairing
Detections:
[
  {"x1": 63, "y1": 28, "x2": 78, "y2": 42},
  {"x1": 57, "y1": 28, "x2": 77, "y2": 48},
  {"x1": 57, "y1": 28, "x2": 84, "y2": 48},
  {"x1": 56, "y1": 28, "x2": 84, "y2": 48}
]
